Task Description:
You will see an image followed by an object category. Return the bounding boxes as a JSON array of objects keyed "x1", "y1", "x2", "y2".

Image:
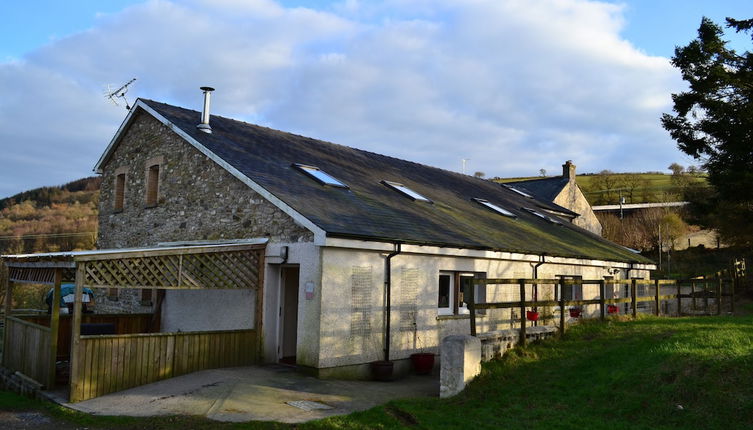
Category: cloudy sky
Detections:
[{"x1": 0, "y1": 0, "x2": 750, "y2": 198}]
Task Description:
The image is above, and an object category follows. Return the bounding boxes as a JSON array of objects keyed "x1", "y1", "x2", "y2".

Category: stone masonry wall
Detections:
[
  {"x1": 554, "y1": 182, "x2": 603, "y2": 236},
  {"x1": 98, "y1": 110, "x2": 313, "y2": 248}
]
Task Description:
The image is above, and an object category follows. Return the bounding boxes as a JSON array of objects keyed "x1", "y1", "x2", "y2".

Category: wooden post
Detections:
[
  {"x1": 631, "y1": 279, "x2": 637, "y2": 319},
  {"x1": 654, "y1": 279, "x2": 660, "y2": 316},
  {"x1": 2, "y1": 267, "x2": 12, "y2": 368},
  {"x1": 519, "y1": 279, "x2": 526, "y2": 346},
  {"x1": 730, "y1": 272, "x2": 736, "y2": 315},
  {"x1": 469, "y1": 281, "x2": 476, "y2": 336},
  {"x1": 69, "y1": 263, "x2": 86, "y2": 403},
  {"x1": 48, "y1": 269, "x2": 62, "y2": 388},
  {"x1": 599, "y1": 280, "x2": 606, "y2": 322},
  {"x1": 558, "y1": 278, "x2": 565, "y2": 338},
  {"x1": 691, "y1": 281, "x2": 696, "y2": 311},
  {"x1": 676, "y1": 280, "x2": 682, "y2": 316},
  {"x1": 716, "y1": 273, "x2": 722, "y2": 316},
  {"x1": 704, "y1": 278, "x2": 710, "y2": 314}
]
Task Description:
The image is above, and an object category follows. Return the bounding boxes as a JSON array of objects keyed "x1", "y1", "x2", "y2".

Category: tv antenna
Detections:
[{"x1": 104, "y1": 78, "x2": 137, "y2": 110}]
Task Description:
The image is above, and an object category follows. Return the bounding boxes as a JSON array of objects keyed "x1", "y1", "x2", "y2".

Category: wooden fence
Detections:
[
  {"x1": 470, "y1": 275, "x2": 738, "y2": 345},
  {"x1": 70, "y1": 328, "x2": 257, "y2": 402},
  {"x1": 21, "y1": 313, "x2": 154, "y2": 360},
  {"x1": 3, "y1": 316, "x2": 53, "y2": 387}
]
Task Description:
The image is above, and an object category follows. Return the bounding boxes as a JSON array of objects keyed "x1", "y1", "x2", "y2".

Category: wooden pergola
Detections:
[{"x1": 2, "y1": 241, "x2": 265, "y2": 402}]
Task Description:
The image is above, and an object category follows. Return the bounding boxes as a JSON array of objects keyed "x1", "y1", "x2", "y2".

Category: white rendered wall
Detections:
[
  {"x1": 317, "y1": 243, "x2": 650, "y2": 370},
  {"x1": 162, "y1": 289, "x2": 255, "y2": 332}
]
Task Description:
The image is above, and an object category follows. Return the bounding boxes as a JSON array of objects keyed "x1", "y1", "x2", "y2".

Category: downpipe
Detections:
[{"x1": 384, "y1": 242, "x2": 402, "y2": 362}]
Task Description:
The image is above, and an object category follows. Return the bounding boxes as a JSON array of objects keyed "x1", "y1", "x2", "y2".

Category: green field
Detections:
[
  {"x1": 497, "y1": 172, "x2": 708, "y2": 205},
  {"x1": 3, "y1": 308, "x2": 752, "y2": 429}
]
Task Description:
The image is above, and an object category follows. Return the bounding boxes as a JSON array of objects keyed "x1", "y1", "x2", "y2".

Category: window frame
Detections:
[
  {"x1": 472, "y1": 198, "x2": 516, "y2": 218},
  {"x1": 381, "y1": 180, "x2": 432, "y2": 202},
  {"x1": 438, "y1": 271, "x2": 486, "y2": 316},
  {"x1": 144, "y1": 155, "x2": 164, "y2": 208}
]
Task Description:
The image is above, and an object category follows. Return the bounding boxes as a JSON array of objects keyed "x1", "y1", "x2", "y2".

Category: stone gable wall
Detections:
[
  {"x1": 97, "y1": 110, "x2": 313, "y2": 249},
  {"x1": 554, "y1": 181, "x2": 603, "y2": 236}
]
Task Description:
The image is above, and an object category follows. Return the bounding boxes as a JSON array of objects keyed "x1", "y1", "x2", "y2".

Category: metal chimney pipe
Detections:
[{"x1": 197, "y1": 86, "x2": 215, "y2": 133}]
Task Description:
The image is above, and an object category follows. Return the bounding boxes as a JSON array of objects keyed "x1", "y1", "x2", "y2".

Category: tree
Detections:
[
  {"x1": 668, "y1": 163, "x2": 684, "y2": 176},
  {"x1": 473, "y1": 171, "x2": 485, "y2": 179},
  {"x1": 661, "y1": 17, "x2": 753, "y2": 246},
  {"x1": 539, "y1": 168, "x2": 547, "y2": 177}
]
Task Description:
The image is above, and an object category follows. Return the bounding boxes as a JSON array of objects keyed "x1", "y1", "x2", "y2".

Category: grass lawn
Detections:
[{"x1": 3, "y1": 309, "x2": 752, "y2": 429}]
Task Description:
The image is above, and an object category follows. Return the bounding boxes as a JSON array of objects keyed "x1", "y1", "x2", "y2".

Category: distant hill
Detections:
[
  {"x1": 496, "y1": 172, "x2": 708, "y2": 205},
  {"x1": 0, "y1": 177, "x2": 101, "y2": 255}
]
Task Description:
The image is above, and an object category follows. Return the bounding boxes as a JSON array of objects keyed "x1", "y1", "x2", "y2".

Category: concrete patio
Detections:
[{"x1": 47, "y1": 365, "x2": 439, "y2": 424}]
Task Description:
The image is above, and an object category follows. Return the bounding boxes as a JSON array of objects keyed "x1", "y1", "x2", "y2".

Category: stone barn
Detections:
[{"x1": 90, "y1": 91, "x2": 654, "y2": 379}]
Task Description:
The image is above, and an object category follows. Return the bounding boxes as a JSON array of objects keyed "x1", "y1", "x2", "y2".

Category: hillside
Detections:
[
  {"x1": 0, "y1": 177, "x2": 101, "y2": 255},
  {"x1": 497, "y1": 172, "x2": 708, "y2": 205}
]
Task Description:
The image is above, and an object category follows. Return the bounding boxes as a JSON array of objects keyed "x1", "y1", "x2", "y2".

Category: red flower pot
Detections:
[
  {"x1": 569, "y1": 308, "x2": 582, "y2": 318},
  {"x1": 410, "y1": 353, "x2": 435, "y2": 375},
  {"x1": 526, "y1": 310, "x2": 539, "y2": 321},
  {"x1": 370, "y1": 360, "x2": 394, "y2": 381},
  {"x1": 607, "y1": 305, "x2": 619, "y2": 314}
]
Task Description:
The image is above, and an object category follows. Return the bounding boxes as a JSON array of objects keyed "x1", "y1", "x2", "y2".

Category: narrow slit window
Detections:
[
  {"x1": 382, "y1": 181, "x2": 431, "y2": 202},
  {"x1": 524, "y1": 207, "x2": 562, "y2": 224},
  {"x1": 114, "y1": 173, "x2": 126, "y2": 211},
  {"x1": 146, "y1": 164, "x2": 160, "y2": 206},
  {"x1": 472, "y1": 198, "x2": 516, "y2": 218},
  {"x1": 293, "y1": 163, "x2": 348, "y2": 188},
  {"x1": 503, "y1": 184, "x2": 534, "y2": 198}
]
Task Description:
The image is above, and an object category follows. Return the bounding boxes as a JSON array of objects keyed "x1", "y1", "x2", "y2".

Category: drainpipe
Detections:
[
  {"x1": 384, "y1": 242, "x2": 402, "y2": 362},
  {"x1": 532, "y1": 254, "x2": 546, "y2": 325}
]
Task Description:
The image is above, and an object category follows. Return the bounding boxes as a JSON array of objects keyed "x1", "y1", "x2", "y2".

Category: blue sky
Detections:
[{"x1": 0, "y1": 0, "x2": 751, "y2": 198}]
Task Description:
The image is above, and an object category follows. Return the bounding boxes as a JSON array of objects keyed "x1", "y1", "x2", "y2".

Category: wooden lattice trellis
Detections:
[
  {"x1": 7, "y1": 266, "x2": 76, "y2": 285},
  {"x1": 81, "y1": 249, "x2": 262, "y2": 290}
]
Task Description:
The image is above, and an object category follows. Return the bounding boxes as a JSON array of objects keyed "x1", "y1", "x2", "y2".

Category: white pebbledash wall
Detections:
[{"x1": 313, "y1": 238, "x2": 651, "y2": 378}]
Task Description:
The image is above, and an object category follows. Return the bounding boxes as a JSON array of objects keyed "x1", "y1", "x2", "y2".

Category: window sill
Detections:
[
  {"x1": 436, "y1": 313, "x2": 487, "y2": 321},
  {"x1": 112, "y1": 208, "x2": 124, "y2": 214}
]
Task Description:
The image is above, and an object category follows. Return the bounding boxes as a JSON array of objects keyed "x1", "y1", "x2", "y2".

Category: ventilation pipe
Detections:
[{"x1": 197, "y1": 86, "x2": 215, "y2": 133}]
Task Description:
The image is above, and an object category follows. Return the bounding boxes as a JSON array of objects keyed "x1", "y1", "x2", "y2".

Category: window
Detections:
[
  {"x1": 140, "y1": 288, "x2": 153, "y2": 306},
  {"x1": 146, "y1": 164, "x2": 160, "y2": 207},
  {"x1": 114, "y1": 173, "x2": 126, "y2": 211},
  {"x1": 438, "y1": 272, "x2": 486, "y2": 316},
  {"x1": 472, "y1": 198, "x2": 516, "y2": 218},
  {"x1": 107, "y1": 288, "x2": 118, "y2": 301},
  {"x1": 293, "y1": 163, "x2": 348, "y2": 188},
  {"x1": 559, "y1": 275, "x2": 583, "y2": 302},
  {"x1": 503, "y1": 184, "x2": 533, "y2": 198},
  {"x1": 524, "y1": 207, "x2": 562, "y2": 224},
  {"x1": 382, "y1": 181, "x2": 431, "y2": 202}
]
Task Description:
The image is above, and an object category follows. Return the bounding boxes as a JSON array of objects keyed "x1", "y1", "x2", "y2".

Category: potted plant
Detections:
[
  {"x1": 569, "y1": 307, "x2": 582, "y2": 318},
  {"x1": 370, "y1": 360, "x2": 394, "y2": 381},
  {"x1": 526, "y1": 310, "x2": 539, "y2": 321},
  {"x1": 607, "y1": 304, "x2": 619, "y2": 314},
  {"x1": 410, "y1": 331, "x2": 435, "y2": 375}
]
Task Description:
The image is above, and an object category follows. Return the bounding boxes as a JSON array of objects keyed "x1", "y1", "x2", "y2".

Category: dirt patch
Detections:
[
  {"x1": 0, "y1": 411, "x2": 78, "y2": 430},
  {"x1": 384, "y1": 405, "x2": 419, "y2": 427}
]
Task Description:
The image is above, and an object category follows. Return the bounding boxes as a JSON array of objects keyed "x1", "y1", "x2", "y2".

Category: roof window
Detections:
[
  {"x1": 382, "y1": 181, "x2": 431, "y2": 202},
  {"x1": 524, "y1": 207, "x2": 562, "y2": 224},
  {"x1": 293, "y1": 163, "x2": 348, "y2": 188},
  {"x1": 503, "y1": 184, "x2": 533, "y2": 198},
  {"x1": 472, "y1": 198, "x2": 516, "y2": 218}
]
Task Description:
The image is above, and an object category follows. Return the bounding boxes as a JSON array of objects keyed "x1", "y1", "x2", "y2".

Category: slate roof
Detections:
[
  {"x1": 106, "y1": 99, "x2": 652, "y2": 264},
  {"x1": 506, "y1": 177, "x2": 570, "y2": 202}
]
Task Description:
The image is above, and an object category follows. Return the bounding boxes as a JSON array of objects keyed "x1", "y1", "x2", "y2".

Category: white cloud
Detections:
[{"x1": 0, "y1": 0, "x2": 685, "y2": 198}]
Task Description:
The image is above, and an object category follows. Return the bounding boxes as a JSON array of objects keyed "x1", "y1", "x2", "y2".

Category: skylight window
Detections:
[
  {"x1": 524, "y1": 207, "x2": 562, "y2": 224},
  {"x1": 503, "y1": 184, "x2": 533, "y2": 198},
  {"x1": 382, "y1": 181, "x2": 431, "y2": 202},
  {"x1": 472, "y1": 198, "x2": 516, "y2": 218},
  {"x1": 293, "y1": 163, "x2": 348, "y2": 188}
]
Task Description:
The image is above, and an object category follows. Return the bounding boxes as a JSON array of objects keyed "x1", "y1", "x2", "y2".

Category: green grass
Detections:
[{"x1": 3, "y1": 312, "x2": 752, "y2": 429}]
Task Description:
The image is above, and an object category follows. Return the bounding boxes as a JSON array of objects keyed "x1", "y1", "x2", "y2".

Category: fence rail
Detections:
[
  {"x1": 470, "y1": 275, "x2": 739, "y2": 344},
  {"x1": 3, "y1": 316, "x2": 53, "y2": 387},
  {"x1": 70, "y1": 328, "x2": 257, "y2": 402}
]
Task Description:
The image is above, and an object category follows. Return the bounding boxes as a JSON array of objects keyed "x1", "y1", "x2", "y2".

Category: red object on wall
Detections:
[
  {"x1": 569, "y1": 308, "x2": 582, "y2": 318},
  {"x1": 526, "y1": 310, "x2": 539, "y2": 321},
  {"x1": 607, "y1": 305, "x2": 619, "y2": 314}
]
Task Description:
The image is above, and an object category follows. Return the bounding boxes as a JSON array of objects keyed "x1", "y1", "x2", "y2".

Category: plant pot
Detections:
[
  {"x1": 607, "y1": 305, "x2": 619, "y2": 314},
  {"x1": 569, "y1": 308, "x2": 582, "y2": 318},
  {"x1": 370, "y1": 360, "x2": 394, "y2": 381},
  {"x1": 526, "y1": 310, "x2": 539, "y2": 321},
  {"x1": 410, "y1": 353, "x2": 435, "y2": 375}
]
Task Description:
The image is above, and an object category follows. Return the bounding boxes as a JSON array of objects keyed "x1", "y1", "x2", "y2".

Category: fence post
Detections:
[
  {"x1": 631, "y1": 279, "x2": 637, "y2": 319},
  {"x1": 654, "y1": 279, "x2": 660, "y2": 316},
  {"x1": 704, "y1": 278, "x2": 710, "y2": 315},
  {"x1": 469, "y1": 281, "x2": 477, "y2": 336},
  {"x1": 559, "y1": 278, "x2": 565, "y2": 338},
  {"x1": 676, "y1": 280, "x2": 682, "y2": 316},
  {"x1": 691, "y1": 281, "x2": 696, "y2": 311},
  {"x1": 519, "y1": 279, "x2": 527, "y2": 346},
  {"x1": 716, "y1": 273, "x2": 722, "y2": 316},
  {"x1": 730, "y1": 271, "x2": 736, "y2": 315},
  {"x1": 599, "y1": 280, "x2": 606, "y2": 322},
  {"x1": 2, "y1": 269, "x2": 12, "y2": 368},
  {"x1": 48, "y1": 269, "x2": 62, "y2": 388}
]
